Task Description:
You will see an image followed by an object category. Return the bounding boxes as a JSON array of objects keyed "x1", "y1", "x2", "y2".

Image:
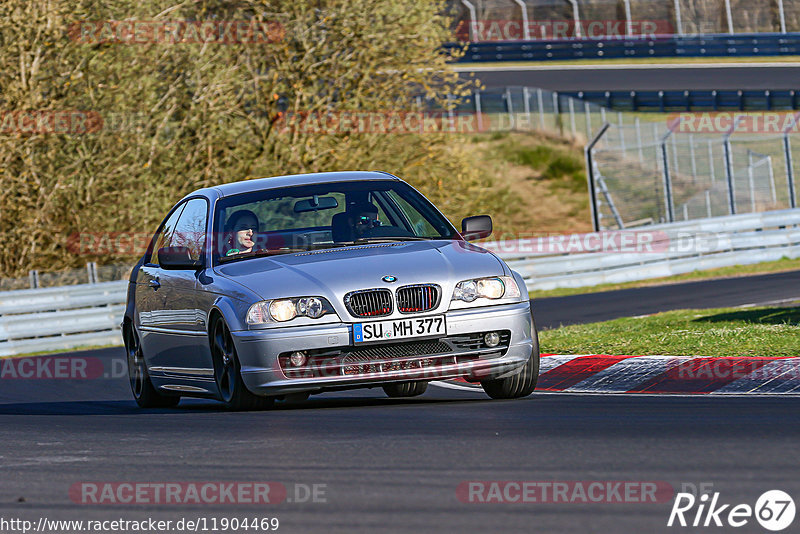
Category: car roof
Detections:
[{"x1": 186, "y1": 171, "x2": 402, "y2": 200}]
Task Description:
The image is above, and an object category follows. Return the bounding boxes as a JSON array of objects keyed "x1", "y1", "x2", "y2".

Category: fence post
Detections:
[
  {"x1": 785, "y1": 136, "x2": 797, "y2": 209},
  {"x1": 552, "y1": 91, "x2": 562, "y2": 135},
  {"x1": 617, "y1": 112, "x2": 625, "y2": 154},
  {"x1": 585, "y1": 123, "x2": 611, "y2": 231},
  {"x1": 567, "y1": 0, "x2": 582, "y2": 38},
  {"x1": 660, "y1": 130, "x2": 676, "y2": 223},
  {"x1": 671, "y1": 134, "x2": 679, "y2": 176},
  {"x1": 724, "y1": 0, "x2": 734, "y2": 33},
  {"x1": 783, "y1": 112, "x2": 798, "y2": 208},
  {"x1": 747, "y1": 150, "x2": 756, "y2": 212},
  {"x1": 767, "y1": 155, "x2": 777, "y2": 204},
  {"x1": 446, "y1": 94, "x2": 455, "y2": 124},
  {"x1": 723, "y1": 139, "x2": 736, "y2": 214},
  {"x1": 623, "y1": 0, "x2": 633, "y2": 36},
  {"x1": 512, "y1": 0, "x2": 531, "y2": 40},
  {"x1": 635, "y1": 117, "x2": 644, "y2": 163},
  {"x1": 504, "y1": 88, "x2": 514, "y2": 130},
  {"x1": 673, "y1": 0, "x2": 683, "y2": 35},
  {"x1": 689, "y1": 134, "x2": 697, "y2": 183},
  {"x1": 460, "y1": 0, "x2": 478, "y2": 41},
  {"x1": 522, "y1": 87, "x2": 531, "y2": 129},
  {"x1": 708, "y1": 139, "x2": 716, "y2": 183},
  {"x1": 536, "y1": 88, "x2": 545, "y2": 131},
  {"x1": 722, "y1": 117, "x2": 742, "y2": 214},
  {"x1": 87, "y1": 262, "x2": 98, "y2": 284},
  {"x1": 706, "y1": 190, "x2": 712, "y2": 218},
  {"x1": 584, "y1": 100, "x2": 592, "y2": 138},
  {"x1": 778, "y1": 0, "x2": 787, "y2": 34},
  {"x1": 569, "y1": 97, "x2": 577, "y2": 138},
  {"x1": 28, "y1": 270, "x2": 40, "y2": 289},
  {"x1": 474, "y1": 91, "x2": 484, "y2": 132}
]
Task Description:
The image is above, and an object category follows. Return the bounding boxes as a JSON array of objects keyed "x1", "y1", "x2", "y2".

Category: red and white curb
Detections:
[{"x1": 438, "y1": 354, "x2": 800, "y2": 395}]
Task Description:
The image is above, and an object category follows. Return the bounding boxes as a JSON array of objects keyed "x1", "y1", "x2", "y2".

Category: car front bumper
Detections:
[{"x1": 231, "y1": 301, "x2": 534, "y2": 396}]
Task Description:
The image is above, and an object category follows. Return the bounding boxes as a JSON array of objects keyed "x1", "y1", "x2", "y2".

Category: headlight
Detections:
[
  {"x1": 452, "y1": 276, "x2": 520, "y2": 303},
  {"x1": 269, "y1": 300, "x2": 297, "y2": 322},
  {"x1": 246, "y1": 297, "x2": 335, "y2": 325}
]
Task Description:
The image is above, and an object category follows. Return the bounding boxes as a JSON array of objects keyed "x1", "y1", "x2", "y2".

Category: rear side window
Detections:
[
  {"x1": 171, "y1": 198, "x2": 208, "y2": 261},
  {"x1": 149, "y1": 203, "x2": 186, "y2": 266}
]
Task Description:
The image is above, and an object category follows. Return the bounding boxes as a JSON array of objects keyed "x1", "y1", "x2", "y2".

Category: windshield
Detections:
[{"x1": 213, "y1": 179, "x2": 459, "y2": 263}]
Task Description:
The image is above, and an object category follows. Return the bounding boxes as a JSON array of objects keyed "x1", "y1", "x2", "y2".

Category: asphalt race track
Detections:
[
  {"x1": 2, "y1": 271, "x2": 800, "y2": 533},
  {"x1": 2, "y1": 355, "x2": 800, "y2": 534},
  {"x1": 533, "y1": 269, "x2": 800, "y2": 328},
  {"x1": 458, "y1": 63, "x2": 800, "y2": 91}
]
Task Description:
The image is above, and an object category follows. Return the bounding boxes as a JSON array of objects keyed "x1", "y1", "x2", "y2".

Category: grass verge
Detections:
[
  {"x1": 469, "y1": 131, "x2": 592, "y2": 236},
  {"x1": 529, "y1": 257, "x2": 800, "y2": 299},
  {"x1": 539, "y1": 304, "x2": 800, "y2": 357}
]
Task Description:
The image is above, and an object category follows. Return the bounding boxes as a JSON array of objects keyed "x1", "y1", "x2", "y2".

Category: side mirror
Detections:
[
  {"x1": 461, "y1": 215, "x2": 492, "y2": 241},
  {"x1": 158, "y1": 247, "x2": 202, "y2": 270}
]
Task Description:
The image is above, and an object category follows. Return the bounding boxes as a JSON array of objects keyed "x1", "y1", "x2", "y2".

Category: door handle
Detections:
[{"x1": 148, "y1": 279, "x2": 161, "y2": 289}]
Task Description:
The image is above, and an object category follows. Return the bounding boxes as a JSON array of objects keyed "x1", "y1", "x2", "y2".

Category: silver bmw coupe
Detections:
[{"x1": 123, "y1": 171, "x2": 539, "y2": 409}]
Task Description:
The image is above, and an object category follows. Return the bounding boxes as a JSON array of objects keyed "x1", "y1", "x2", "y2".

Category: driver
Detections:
[
  {"x1": 224, "y1": 210, "x2": 259, "y2": 256},
  {"x1": 349, "y1": 202, "x2": 380, "y2": 239}
]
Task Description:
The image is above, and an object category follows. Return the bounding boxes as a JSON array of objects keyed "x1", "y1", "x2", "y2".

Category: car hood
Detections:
[{"x1": 214, "y1": 240, "x2": 506, "y2": 305}]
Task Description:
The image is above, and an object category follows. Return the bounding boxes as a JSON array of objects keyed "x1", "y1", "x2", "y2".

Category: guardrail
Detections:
[
  {"x1": 484, "y1": 208, "x2": 800, "y2": 291},
  {"x1": 0, "y1": 281, "x2": 126, "y2": 357},
  {"x1": 561, "y1": 90, "x2": 800, "y2": 112},
  {"x1": 447, "y1": 32, "x2": 800, "y2": 62},
  {"x1": 1, "y1": 209, "x2": 799, "y2": 356}
]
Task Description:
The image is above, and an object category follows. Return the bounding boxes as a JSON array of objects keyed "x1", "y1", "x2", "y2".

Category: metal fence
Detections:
[
  {"x1": 484, "y1": 208, "x2": 800, "y2": 290},
  {"x1": 449, "y1": 33, "x2": 800, "y2": 61},
  {"x1": 447, "y1": 86, "x2": 800, "y2": 230},
  {"x1": 449, "y1": 0, "x2": 800, "y2": 39},
  {"x1": 589, "y1": 118, "x2": 800, "y2": 230},
  {"x1": 561, "y1": 90, "x2": 800, "y2": 113},
  {"x1": 0, "y1": 262, "x2": 132, "y2": 291},
  {"x1": 0, "y1": 281, "x2": 127, "y2": 357}
]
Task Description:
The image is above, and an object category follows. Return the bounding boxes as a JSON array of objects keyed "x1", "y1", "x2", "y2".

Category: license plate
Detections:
[{"x1": 353, "y1": 315, "x2": 446, "y2": 343}]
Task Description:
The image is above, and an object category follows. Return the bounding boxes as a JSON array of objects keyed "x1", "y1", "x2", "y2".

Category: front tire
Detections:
[
  {"x1": 383, "y1": 381, "x2": 428, "y2": 398},
  {"x1": 481, "y1": 322, "x2": 540, "y2": 400},
  {"x1": 124, "y1": 323, "x2": 180, "y2": 408},
  {"x1": 211, "y1": 316, "x2": 274, "y2": 411}
]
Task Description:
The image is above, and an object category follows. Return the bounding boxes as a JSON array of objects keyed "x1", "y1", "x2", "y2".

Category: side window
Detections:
[
  {"x1": 171, "y1": 198, "x2": 208, "y2": 261},
  {"x1": 149, "y1": 203, "x2": 186, "y2": 266}
]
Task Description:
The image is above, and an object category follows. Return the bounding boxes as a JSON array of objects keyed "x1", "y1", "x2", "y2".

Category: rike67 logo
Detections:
[{"x1": 668, "y1": 489, "x2": 795, "y2": 531}]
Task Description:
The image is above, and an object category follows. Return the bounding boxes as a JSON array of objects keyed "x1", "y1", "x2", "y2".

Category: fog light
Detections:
[
  {"x1": 289, "y1": 351, "x2": 307, "y2": 367},
  {"x1": 484, "y1": 332, "x2": 500, "y2": 348}
]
